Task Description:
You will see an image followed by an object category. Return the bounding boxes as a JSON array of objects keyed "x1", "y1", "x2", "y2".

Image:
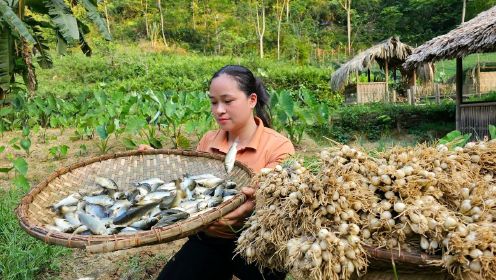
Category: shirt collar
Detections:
[{"x1": 210, "y1": 117, "x2": 264, "y2": 153}]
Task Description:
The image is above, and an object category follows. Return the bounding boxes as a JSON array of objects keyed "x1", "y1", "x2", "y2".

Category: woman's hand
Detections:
[
  {"x1": 204, "y1": 187, "x2": 255, "y2": 238},
  {"x1": 137, "y1": 144, "x2": 154, "y2": 151}
]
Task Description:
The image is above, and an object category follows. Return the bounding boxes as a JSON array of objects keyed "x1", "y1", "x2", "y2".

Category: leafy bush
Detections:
[{"x1": 316, "y1": 102, "x2": 456, "y2": 143}]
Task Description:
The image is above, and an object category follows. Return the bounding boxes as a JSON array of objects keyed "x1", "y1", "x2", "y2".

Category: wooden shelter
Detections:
[
  {"x1": 405, "y1": 5, "x2": 496, "y2": 139},
  {"x1": 331, "y1": 37, "x2": 432, "y2": 104}
]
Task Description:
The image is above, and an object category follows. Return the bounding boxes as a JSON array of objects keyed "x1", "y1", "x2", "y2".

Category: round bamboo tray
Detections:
[{"x1": 16, "y1": 149, "x2": 253, "y2": 253}]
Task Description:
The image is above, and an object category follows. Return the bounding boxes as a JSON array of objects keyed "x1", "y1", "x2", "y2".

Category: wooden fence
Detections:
[
  {"x1": 459, "y1": 102, "x2": 496, "y2": 139},
  {"x1": 344, "y1": 82, "x2": 387, "y2": 104}
]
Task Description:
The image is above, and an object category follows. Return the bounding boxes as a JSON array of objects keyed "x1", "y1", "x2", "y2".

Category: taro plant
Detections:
[
  {"x1": 48, "y1": 145, "x2": 69, "y2": 160},
  {"x1": 0, "y1": 149, "x2": 29, "y2": 189},
  {"x1": 95, "y1": 122, "x2": 116, "y2": 155},
  {"x1": 439, "y1": 130, "x2": 472, "y2": 149},
  {"x1": 489, "y1": 124, "x2": 495, "y2": 140}
]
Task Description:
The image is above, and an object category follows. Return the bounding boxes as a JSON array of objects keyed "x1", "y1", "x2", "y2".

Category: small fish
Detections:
[
  {"x1": 73, "y1": 225, "x2": 88, "y2": 234},
  {"x1": 125, "y1": 189, "x2": 140, "y2": 203},
  {"x1": 156, "y1": 182, "x2": 177, "y2": 192},
  {"x1": 207, "y1": 196, "x2": 223, "y2": 208},
  {"x1": 179, "y1": 200, "x2": 199, "y2": 214},
  {"x1": 197, "y1": 200, "x2": 209, "y2": 211},
  {"x1": 95, "y1": 177, "x2": 118, "y2": 190},
  {"x1": 152, "y1": 211, "x2": 190, "y2": 228},
  {"x1": 213, "y1": 186, "x2": 225, "y2": 197},
  {"x1": 109, "y1": 200, "x2": 132, "y2": 217},
  {"x1": 52, "y1": 193, "x2": 81, "y2": 210},
  {"x1": 180, "y1": 177, "x2": 196, "y2": 192},
  {"x1": 149, "y1": 205, "x2": 162, "y2": 218},
  {"x1": 136, "y1": 178, "x2": 165, "y2": 191},
  {"x1": 60, "y1": 205, "x2": 77, "y2": 214},
  {"x1": 222, "y1": 189, "x2": 239, "y2": 197},
  {"x1": 224, "y1": 139, "x2": 238, "y2": 174},
  {"x1": 129, "y1": 217, "x2": 158, "y2": 230},
  {"x1": 195, "y1": 177, "x2": 225, "y2": 189},
  {"x1": 45, "y1": 224, "x2": 63, "y2": 232},
  {"x1": 54, "y1": 218, "x2": 76, "y2": 233},
  {"x1": 137, "y1": 184, "x2": 152, "y2": 196},
  {"x1": 156, "y1": 208, "x2": 188, "y2": 218},
  {"x1": 83, "y1": 195, "x2": 114, "y2": 207},
  {"x1": 135, "y1": 191, "x2": 173, "y2": 206},
  {"x1": 119, "y1": 227, "x2": 139, "y2": 234},
  {"x1": 111, "y1": 191, "x2": 126, "y2": 200},
  {"x1": 64, "y1": 212, "x2": 81, "y2": 227},
  {"x1": 189, "y1": 174, "x2": 218, "y2": 180},
  {"x1": 79, "y1": 185, "x2": 105, "y2": 196},
  {"x1": 78, "y1": 212, "x2": 108, "y2": 235},
  {"x1": 159, "y1": 191, "x2": 177, "y2": 210},
  {"x1": 225, "y1": 181, "x2": 237, "y2": 189},
  {"x1": 113, "y1": 203, "x2": 159, "y2": 225},
  {"x1": 85, "y1": 203, "x2": 108, "y2": 219},
  {"x1": 202, "y1": 188, "x2": 216, "y2": 197}
]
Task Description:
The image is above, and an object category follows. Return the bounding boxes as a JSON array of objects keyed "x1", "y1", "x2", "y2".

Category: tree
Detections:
[
  {"x1": 337, "y1": 0, "x2": 352, "y2": 56},
  {"x1": 254, "y1": 0, "x2": 266, "y2": 59},
  {"x1": 0, "y1": 0, "x2": 111, "y2": 97},
  {"x1": 157, "y1": 0, "x2": 168, "y2": 47},
  {"x1": 275, "y1": 0, "x2": 288, "y2": 60}
]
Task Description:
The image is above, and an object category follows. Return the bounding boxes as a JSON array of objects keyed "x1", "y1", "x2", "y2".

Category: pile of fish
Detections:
[{"x1": 46, "y1": 174, "x2": 239, "y2": 235}]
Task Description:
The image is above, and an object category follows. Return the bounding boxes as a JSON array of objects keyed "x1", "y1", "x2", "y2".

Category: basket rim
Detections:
[{"x1": 15, "y1": 149, "x2": 254, "y2": 252}]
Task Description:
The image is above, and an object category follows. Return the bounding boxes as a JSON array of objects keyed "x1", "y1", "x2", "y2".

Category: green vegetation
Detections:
[
  {"x1": 0, "y1": 185, "x2": 70, "y2": 279},
  {"x1": 435, "y1": 53, "x2": 496, "y2": 82}
]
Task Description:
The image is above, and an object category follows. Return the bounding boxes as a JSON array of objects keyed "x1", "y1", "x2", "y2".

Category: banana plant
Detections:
[{"x1": 0, "y1": 0, "x2": 111, "y2": 96}]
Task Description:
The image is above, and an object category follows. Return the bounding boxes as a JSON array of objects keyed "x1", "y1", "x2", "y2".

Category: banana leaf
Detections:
[
  {"x1": 45, "y1": 0, "x2": 79, "y2": 44},
  {"x1": 80, "y1": 0, "x2": 111, "y2": 40},
  {"x1": 24, "y1": 16, "x2": 52, "y2": 68},
  {"x1": 0, "y1": 25, "x2": 14, "y2": 91},
  {"x1": 78, "y1": 26, "x2": 92, "y2": 56},
  {"x1": 0, "y1": 0, "x2": 36, "y2": 44}
]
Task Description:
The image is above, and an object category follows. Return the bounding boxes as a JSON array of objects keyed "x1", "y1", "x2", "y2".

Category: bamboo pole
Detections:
[
  {"x1": 456, "y1": 58, "x2": 463, "y2": 131},
  {"x1": 385, "y1": 61, "x2": 389, "y2": 101}
]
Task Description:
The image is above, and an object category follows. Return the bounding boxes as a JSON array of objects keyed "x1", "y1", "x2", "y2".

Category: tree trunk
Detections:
[
  {"x1": 276, "y1": 0, "x2": 287, "y2": 60},
  {"x1": 255, "y1": 0, "x2": 266, "y2": 59},
  {"x1": 142, "y1": 0, "x2": 149, "y2": 38},
  {"x1": 286, "y1": 0, "x2": 290, "y2": 21},
  {"x1": 461, "y1": 0, "x2": 466, "y2": 23},
  {"x1": 191, "y1": 0, "x2": 196, "y2": 30},
  {"x1": 103, "y1": 0, "x2": 111, "y2": 35},
  {"x1": 346, "y1": 0, "x2": 351, "y2": 56},
  {"x1": 157, "y1": 0, "x2": 168, "y2": 47}
]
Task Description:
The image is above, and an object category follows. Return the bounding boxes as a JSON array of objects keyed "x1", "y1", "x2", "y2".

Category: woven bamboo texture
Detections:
[
  {"x1": 365, "y1": 245, "x2": 444, "y2": 273},
  {"x1": 16, "y1": 149, "x2": 253, "y2": 253}
]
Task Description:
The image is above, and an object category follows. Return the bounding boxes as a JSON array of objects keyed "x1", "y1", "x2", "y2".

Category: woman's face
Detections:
[{"x1": 208, "y1": 74, "x2": 257, "y2": 132}]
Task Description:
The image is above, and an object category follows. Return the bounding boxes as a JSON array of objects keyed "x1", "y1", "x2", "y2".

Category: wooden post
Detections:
[
  {"x1": 385, "y1": 61, "x2": 389, "y2": 100},
  {"x1": 456, "y1": 58, "x2": 463, "y2": 131},
  {"x1": 393, "y1": 89, "x2": 397, "y2": 103},
  {"x1": 435, "y1": 83, "x2": 440, "y2": 104},
  {"x1": 367, "y1": 68, "x2": 371, "y2": 82},
  {"x1": 412, "y1": 86, "x2": 416, "y2": 105},
  {"x1": 407, "y1": 89, "x2": 412, "y2": 105},
  {"x1": 476, "y1": 55, "x2": 481, "y2": 96}
]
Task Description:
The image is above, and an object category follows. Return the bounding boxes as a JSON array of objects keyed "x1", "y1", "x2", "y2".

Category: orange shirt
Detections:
[{"x1": 196, "y1": 117, "x2": 295, "y2": 173}]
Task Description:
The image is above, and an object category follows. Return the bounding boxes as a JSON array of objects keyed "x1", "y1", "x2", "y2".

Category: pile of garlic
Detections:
[{"x1": 236, "y1": 139, "x2": 496, "y2": 280}]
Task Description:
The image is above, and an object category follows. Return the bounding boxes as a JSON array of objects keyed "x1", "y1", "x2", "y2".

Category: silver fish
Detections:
[
  {"x1": 45, "y1": 224, "x2": 63, "y2": 232},
  {"x1": 195, "y1": 177, "x2": 225, "y2": 189},
  {"x1": 54, "y1": 218, "x2": 76, "y2": 233},
  {"x1": 83, "y1": 195, "x2": 114, "y2": 207},
  {"x1": 149, "y1": 205, "x2": 162, "y2": 218},
  {"x1": 135, "y1": 191, "x2": 173, "y2": 206},
  {"x1": 152, "y1": 211, "x2": 190, "y2": 228},
  {"x1": 119, "y1": 227, "x2": 139, "y2": 234},
  {"x1": 60, "y1": 205, "x2": 77, "y2": 214},
  {"x1": 85, "y1": 203, "x2": 108, "y2": 219},
  {"x1": 156, "y1": 182, "x2": 177, "y2": 192},
  {"x1": 109, "y1": 200, "x2": 132, "y2": 217},
  {"x1": 213, "y1": 186, "x2": 225, "y2": 197},
  {"x1": 95, "y1": 177, "x2": 118, "y2": 190},
  {"x1": 64, "y1": 212, "x2": 81, "y2": 227},
  {"x1": 197, "y1": 200, "x2": 209, "y2": 211},
  {"x1": 73, "y1": 225, "x2": 88, "y2": 234},
  {"x1": 189, "y1": 174, "x2": 218, "y2": 180},
  {"x1": 224, "y1": 139, "x2": 238, "y2": 174},
  {"x1": 179, "y1": 200, "x2": 199, "y2": 214},
  {"x1": 136, "y1": 178, "x2": 165, "y2": 191},
  {"x1": 207, "y1": 196, "x2": 223, "y2": 208},
  {"x1": 52, "y1": 193, "x2": 81, "y2": 210},
  {"x1": 79, "y1": 185, "x2": 105, "y2": 196},
  {"x1": 159, "y1": 191, "x2": 177, "y2": 210},
  {"x1": 225, "y1": 181, "x2": 237, "y2": 189},
  {"x1": 78, "y1": 212, "x2": 108, "y2": 235},
  {"x1": 129, "y1": 217, "x2": 158, "y2": 230},
  {"x1": 222, "y1": 189, "x2": 239, "y2": 197},
  {"x1": 111, "y1": 191, "x2": 126, "y2": 200},
  {"x1": 180, "y1": 177, "x2": 196, "y2": 192},
  {"x1": 113, "y1": 203, "x2": 159, "y2": 225}
]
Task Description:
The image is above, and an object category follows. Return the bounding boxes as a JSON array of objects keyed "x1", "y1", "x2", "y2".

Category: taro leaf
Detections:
[
  {"x1": 96, "y1": 124, "x2": 108, "y2": 139},
  {"x1": 78, "y1": 144, "x2": 87, "y2": 155},
  {"x1": 12, "y1": 174, "x2": 29, "y2": 190},
  {"x1": 12, "y1": 157, "x2": 28, "y2": 175},
  {"x1": 439, "y1": 130, "x2": 471, "y2": 148},
  {"x1": 0, "y1": 145, "x2": 5, "y2": 153},
  {"x1": 177, "y1": 134, "x2": 191, "y2": 149},
  {"x1": 20, "y1": 138, "x2": 31, "y2": 152},
  {"x1": 439, "y1": 130, "x2": 462, "y2": 144},
  {"x1": 150, "y1": 111, "x2": 161, "y2": 124},
  {"x1": 49, "y1": 146, "x2": 58, "y2": 156},
  {"x1": 280, "y1": 91, "x2": 294, "y2": 117},
  {"x1": 22, "y1": 126, "x2": 29, "y2": 137},
  {"x1": 122, "y1": 138, "x2": 137, "y2": 150},
  {"x1": 8, "y1": 137, "x2": 19, "y2": 145},
  {"x1": 125, "y1": 116, "x2": 146, "y2": 134},
  {"x1": 60, "y1": 145, "x2": 69, "y2": 156},
  {"x1": 80, "y1": 0, "x2": 112, "y2": 40},
  {"x1": 489, "y1": 124, "x2": 496, "y2": 140}
]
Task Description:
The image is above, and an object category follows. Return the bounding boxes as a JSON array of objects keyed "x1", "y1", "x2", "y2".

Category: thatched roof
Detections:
[
  {"x1": 331, "y1": 37, "x2": 413, "y2": 91},
  {"x1": 405, "y1": 5, "x2": 496, "y2": 69}
]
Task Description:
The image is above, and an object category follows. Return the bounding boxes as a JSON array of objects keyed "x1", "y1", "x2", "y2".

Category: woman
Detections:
[{"x1": 140, "y1": 65, "x2": 295, "y2": 280}]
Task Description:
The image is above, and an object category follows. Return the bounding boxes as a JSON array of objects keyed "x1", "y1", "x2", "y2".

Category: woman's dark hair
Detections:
[{"x1": 211, "y1": 65, "x2": 271, "y2": 128}]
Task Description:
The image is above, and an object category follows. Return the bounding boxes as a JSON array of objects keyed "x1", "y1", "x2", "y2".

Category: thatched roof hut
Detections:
[
  {"x1": 404, "y1": 5, "x2": 496, "y2": 69},
  {"x1": 404, "y1": 5, "x2": 496, "y2": 139},
  {"x1": 331, "y1": 36, "x2": 415, "y2": 91}
]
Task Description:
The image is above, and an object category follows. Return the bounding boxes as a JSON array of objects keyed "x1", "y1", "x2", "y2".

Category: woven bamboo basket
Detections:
[{"x1": 16, "y1": 149, "x2": 253, "y2": 253}]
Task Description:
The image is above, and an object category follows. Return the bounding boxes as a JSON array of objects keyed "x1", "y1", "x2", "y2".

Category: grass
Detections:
[{"x1": 0, "y1": 184, "x2": 70, "y2": 279}]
